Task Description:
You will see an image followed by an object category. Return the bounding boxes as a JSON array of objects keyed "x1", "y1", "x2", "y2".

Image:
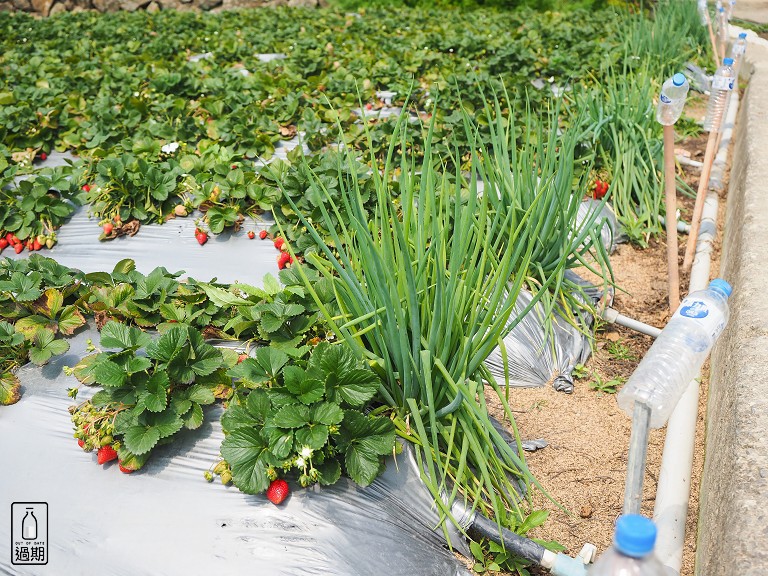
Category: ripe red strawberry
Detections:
[
  {"x1": 9, "y1": 234, "x2": 18, "y2": 244},
  {"x1": 259, "y1": 229, "x2": 268, "y2": 240},
  {"x1": 103, "y1": 222, "x2": 114, "y2": 235},
  {"x1": 78, "y1": 438, "x2": 85, "y2": 448},
  {"x1": 231, "y1": 164, "x2": 237, "y2": 169},
  {"x1": 0, "y1": 238, "x2": 7, "y2": 251},
  {"x1": 247, "y1": 231, "x2": 255, "y2": 240},
  {"x1": 32, "y1": 239, "x2": 41, "y2": 251},
  {"x1": 273, "y1": 237, "x2": 284, "y2": 250},
  {"x1": 237, "y1": 354, "x2": 248, "y2": 363},
  {"x1": 14, "y1": 243, "x2": 23, "y2": 254},
  {"x1": 40, "y1": 152, "x2": 47, "y2": 161},
  {"x1": 265, "y1": 478, "x2": 289, "y2": 505},
  {"x1": 196, "y1": 230, "x2": 208, "y2": 245},
  {"x1": 277, "y1": 252, "x2": 291, "y2": 270},
  {"x1": 118, "y1": 462, "x2": 134, "y2": 474},
  {"x1": 365, "y1": 103, "x2": 373, "y2": 111},
  {"x1": 97, "y1": 445, "x2": 118, "y2": 465},
  {"x1": 82, "y1": 184, "x2": 91, "y2": 192}
]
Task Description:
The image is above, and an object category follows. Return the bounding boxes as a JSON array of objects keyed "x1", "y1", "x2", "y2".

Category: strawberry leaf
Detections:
[
  {"x1": 141, "y1": 371, "x2": 168, "y2": 412},
  {"x1": 187, "y1": 384, "x2": 215, "y2": 405},
  {"x1": 317, "y1": 460, "x2": 341, "y2": 486},
  {"x1": 267, "y1": 428, "x2": 294, "y2": 459},
  {"x1": 93, "y1": 358, "x2": 128, "y2": 388},
  {"x1": 146, "y1": 410, "x2": 184, "y2": 438},
  {"x1": 100, "y1": 321, "x2": 151, "y2": 350},
  {"x1": 271, "y1": 404, "x2": 310, "y2": 429},
  {"x1": 146, "y1": 325, "x2": 188, "y2": 362},
  {"x1": 283, "y1": 365, "x2": 324, "y2": 405},
  {"x1": 123, "y1": 425, "x2": 161, "y2": 455},
  {"x1": 295, "y1": 424, "x2": 328, "y2": 450},
  {"x1": 28, "y1": 328, "x2": 69, "y2": 366},
  {"x1": 57, "y1": 305, "x2": 86, "y2": 336},
  {"x1": 311, "y1": 402, "x2": 344, "y2": 426},
  {"x1": 183, "y1": 402, "x2": 204, "y2": 429},
  {"x1": 221, "y1": 428, "x2": 272, "y2": 494},
  {"x1": 0, "y1": 373, "x2": 21, "y2": 406}
]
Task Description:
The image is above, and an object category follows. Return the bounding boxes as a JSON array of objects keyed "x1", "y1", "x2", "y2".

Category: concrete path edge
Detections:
[{"x1": 695, "y1": 32, "x2": 768, "y2": 576}]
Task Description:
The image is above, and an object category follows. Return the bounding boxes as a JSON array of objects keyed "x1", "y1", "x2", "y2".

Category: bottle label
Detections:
[
  {"x1": 674, "y1": 299, "x2": 726, "y2": 340},
  {"x1": 712, "y1": 75, "x2": 734, "y2": 91}
]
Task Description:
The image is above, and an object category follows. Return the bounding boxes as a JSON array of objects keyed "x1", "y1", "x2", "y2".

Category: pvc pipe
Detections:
[
  {"x1": 652, "y1": 79, "x2": 739, "y2": 576},
  {"x1": 623, "y1": 402, "x2": 652, "y2": 515},
  {"x1": 659, "y1": 215, "x2": 692, "y2": 234},
  {"x1": 600, "y1": 308, "x2": 662, "y2": 338}
]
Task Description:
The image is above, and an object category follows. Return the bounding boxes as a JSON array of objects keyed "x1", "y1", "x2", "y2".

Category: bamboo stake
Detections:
[
  {"x1": 683, "y1": 132, "x2": 718, "y2": 272},
  {"x1": 663, "y1": 125, "x2": 680, "y2": 313}
]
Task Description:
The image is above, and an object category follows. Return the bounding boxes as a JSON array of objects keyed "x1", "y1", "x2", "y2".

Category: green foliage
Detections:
[
  {"x1": 70, "y1": 322, "x2": 226, "y2": 464},
  {"x1": 221, "y1": 341, "x2": 394, "y2": 492}
]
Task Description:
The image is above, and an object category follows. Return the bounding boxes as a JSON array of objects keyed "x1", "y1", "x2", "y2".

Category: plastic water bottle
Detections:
[
  {"x1": 730, "y1": 32, "x2": 748, "y2": 76},
  {"x1": 589, "y1": 515, "x2": 666, "y2": 576},
  {"x1": 703, "y1": 58, "x2": 735, "y2": 132},
  {"x1": 697, "y1": 0, "x2": 709, "y2": 25},
  {"x1": 717, "y1": 7, "x2": 729, "y2": 50},
  {"x1": 656, "y1": 73, "x2": 689, "y2": 125},
  {"x1": 726, "y1": 0, "x2": 736, "y2": 20},
  {"x1": 617, "y1": 279, "x2": 731, "y2": 428}
]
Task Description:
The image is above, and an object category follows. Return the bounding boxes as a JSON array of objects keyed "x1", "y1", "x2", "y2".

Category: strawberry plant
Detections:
[
  {"x1": 220, "y1": 341, "x2": 395, "y2": 493},
  {"x1": 0, "y1": 164, "x2": 84, "y2": 251},
  {"x1": 68, "y1": 322, "x2": 230, "y2": 472}
]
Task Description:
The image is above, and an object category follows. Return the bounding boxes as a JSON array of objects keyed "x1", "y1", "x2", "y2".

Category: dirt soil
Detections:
[{"x1": 474, "y1": 119, "x2": 729, "y2": 576}]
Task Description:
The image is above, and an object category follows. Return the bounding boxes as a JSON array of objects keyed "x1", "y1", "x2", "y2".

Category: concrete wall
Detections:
[
  {"x1": 0, "y1": 0, "x2": 322, "y2": 16},
  {"x1": 696, "y1": 34, "x2": 768, "y2": 576}
]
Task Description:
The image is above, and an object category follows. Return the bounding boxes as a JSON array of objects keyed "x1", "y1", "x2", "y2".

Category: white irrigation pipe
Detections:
[{"x1": 652, "y1": 75, "x2": 739, "y2": 576}]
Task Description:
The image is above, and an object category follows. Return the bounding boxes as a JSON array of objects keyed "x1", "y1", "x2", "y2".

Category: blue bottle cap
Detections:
[
  {"x1": 614, "y1": 515, "x2": 657, "y2": 558},
  {"x1": 719, "y1": 6, "x2": 725, "y2": 11},
  {"x1": 724, "y1": 57, "x2": 734, "y2": 66},
  {"x1": 739, "y1": 32, "x2": 747, "y2": 39},
  {"x1": 672, "y1": 73, "x2": 686, "y2": 87},
  {"x1": 710, "y1": 278, "x2": 733, "y2": 297}
]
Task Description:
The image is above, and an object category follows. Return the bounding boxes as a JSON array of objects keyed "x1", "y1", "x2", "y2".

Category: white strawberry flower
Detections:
[
  {"x1": 300, "y1": 446, "x2": 313, "y2": 459},
  {"x1": 295, "y1": 457, "x2": 306, "y2": 468},
  {"x1": 161, "y1": 142, "x2": 180, "y2": 154}
]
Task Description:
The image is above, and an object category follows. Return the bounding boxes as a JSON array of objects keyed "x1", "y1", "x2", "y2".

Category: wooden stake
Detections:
[
  {"x1": 663, "y1": 125, "x2": 680, "y2": 313},
  {"x1": 683, "y1": 132, "x2": 718, "y2": 272}
]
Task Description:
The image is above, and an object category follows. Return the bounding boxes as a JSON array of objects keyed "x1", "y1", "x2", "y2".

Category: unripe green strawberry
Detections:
[
  {"x1": 100, "y1": 435, "x2": 113, "y2": 447},
  {"x1": 204, "y1": 471, "x2": 214, "y2": 482},
  {"x1": 220, "y1": 470, "x2": 233, "y2": 485},
  {"x1": 213, "y1": 460, "x2": 228, "y2": 475}
]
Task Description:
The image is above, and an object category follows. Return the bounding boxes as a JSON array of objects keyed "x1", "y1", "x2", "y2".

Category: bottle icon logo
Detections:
[
  {"x1": 22, "y1": 508, "x2": 37, "y2": 540},
  {"x1": 660, "y1": 93, "x2": 672, "y2": 104},
  {"x1": 680, "y1": 300, "x2": 709, "y2": 319},
  {"x1": 11, "y1": 502, "x2": 48, "y2": 565}
]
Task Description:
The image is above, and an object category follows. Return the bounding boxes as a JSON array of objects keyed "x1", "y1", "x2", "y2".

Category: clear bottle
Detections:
[
  {"x1": 617, "y1": 279, "x2": 732, "y2": 428},
  {"x1": 726, "y1": 0, "x2": 736, "y2": 20},
  {"x1": 730, "y1": 32, "x2": 748, "y2": 76},
  {"x1": 717, "y1": 7, "x2": 729, "y2": 51},
  {"x1": 703, "y1": 58, "x2": 735, "y2": 132},
  {"x1": 697, "y1": 0, "x2": 709, "y2": 25},
  {"x1": 589, "y1": 515, "x2": 666, "y2": 576},
  {"x1": 656, "y1": 73, "x2": 689, "y2": 125}
]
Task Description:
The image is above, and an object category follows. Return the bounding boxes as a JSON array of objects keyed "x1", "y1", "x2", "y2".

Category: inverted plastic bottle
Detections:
[
  {"x1": 589, "y1": 515, "x2": 666, "y2": 576},
  {"x1": 730, "y1": 32, "x2": 748, "y2": 76},
  {"x1": 697, "y1": 0, "x2": 709, "y2": 25},
  {"x1": 656, "y1": 73, "x2": 689, "y2": 125},
  {"x1": 717, "y1": 7, "x2": 729, "y2": 49},
  {"x1": 617, "y1": 279, "x2": 732, "y2": 429},
  {"x1": 703, "y1": 58, "x2": 735, "y2": 132}
]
